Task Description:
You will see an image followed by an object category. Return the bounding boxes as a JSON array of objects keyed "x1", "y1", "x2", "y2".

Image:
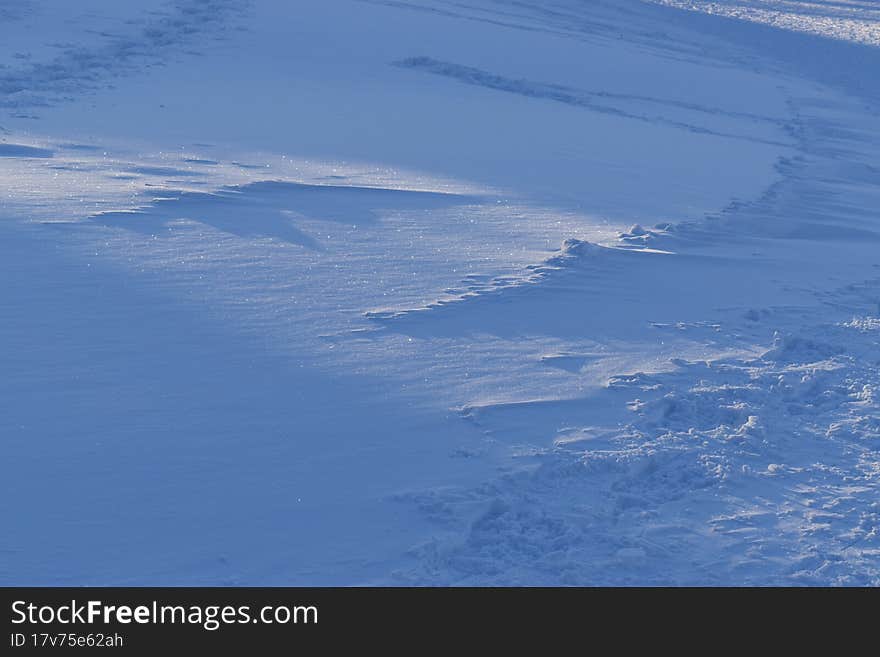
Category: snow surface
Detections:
[{"x1": 1, "y1": 0, "x2": 878, "y2": 585}]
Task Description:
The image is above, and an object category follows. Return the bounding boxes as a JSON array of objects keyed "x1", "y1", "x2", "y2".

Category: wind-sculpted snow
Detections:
[
  {"x1": 2, "y1": 0, "x2": 880, "y2": 585},
  {"x1": 397, "y1": 312, "x2": 880, "y2": 585},
  {"x1": 91, "y1": 181, "x2": 478, "y2": 248},
  {"x1": 369, "y1": 23, "x2": 880, "y2": 583}
]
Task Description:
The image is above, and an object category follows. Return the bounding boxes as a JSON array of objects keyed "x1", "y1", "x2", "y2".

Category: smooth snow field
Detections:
[{"x1": 1, "y1": 0, "x2": 879, "y2": 585}]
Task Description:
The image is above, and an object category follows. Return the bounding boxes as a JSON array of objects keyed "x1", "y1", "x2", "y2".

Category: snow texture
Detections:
[{"x1": 1, "y1": 0, "x2": 879, "y2": 585}]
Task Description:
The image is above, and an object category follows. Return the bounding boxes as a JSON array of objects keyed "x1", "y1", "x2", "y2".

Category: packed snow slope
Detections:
[{"x1": 1, "y1": 0, "x2": 878, "y2": 585}]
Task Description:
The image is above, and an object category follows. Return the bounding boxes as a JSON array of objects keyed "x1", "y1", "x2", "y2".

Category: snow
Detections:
[
  {"x1": 648, "y1": 1, "x2": 880, "y2": 47},
  {"x1": 1, "y1": 0, "x2": 878, "y2": 585}
]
